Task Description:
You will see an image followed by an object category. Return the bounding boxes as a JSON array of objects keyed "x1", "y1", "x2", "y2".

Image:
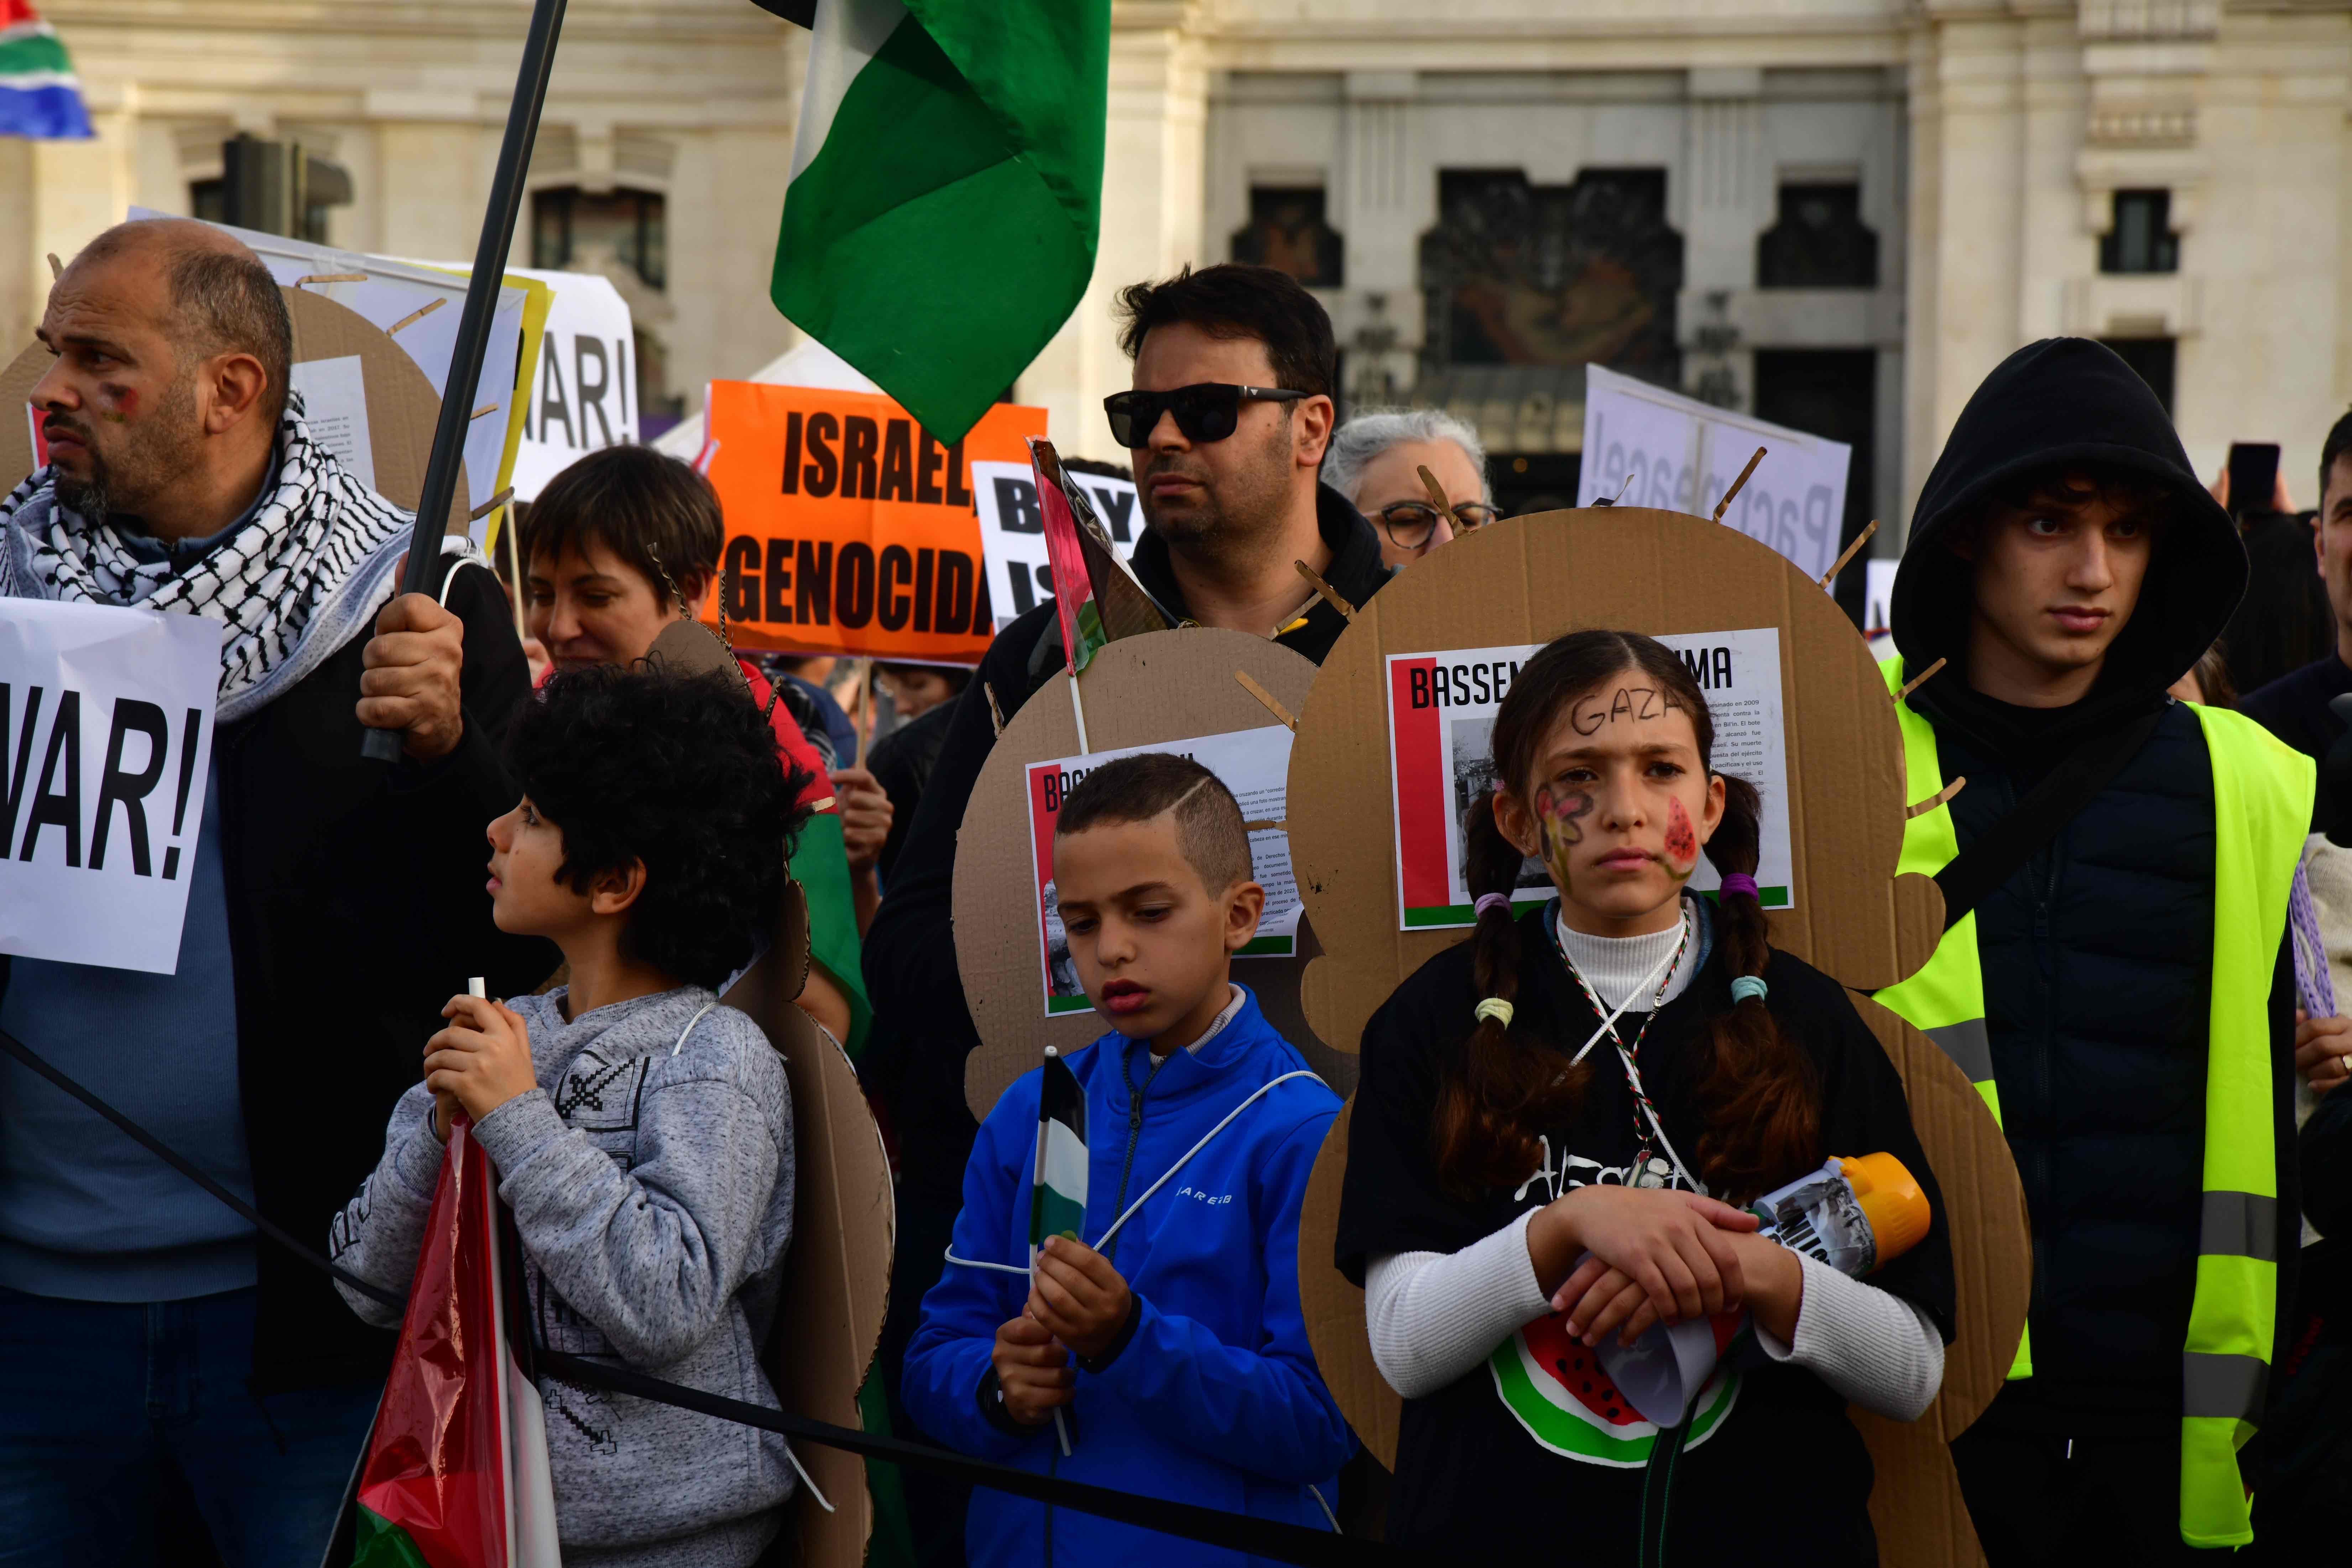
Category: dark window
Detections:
[
  {"x1": 2100, "y1": 336, "x2": 2176, "y2": 415},
  {"x1": 191, "y1": 151, "x2": 349, "y2": 243},
  {"x1": 1230, "y1": 186, "x2": 1343, "y2": 288},
  {"x1": 2100, "y1": 190, "x2": 2178, "y2": 275},
  {"x1": 1757, "y1": 183, "x2": 1878, "y2": 289},
  {"x1": 532, "y1": 187, "x2": 667, "y2": 291},
  {"x1": 1419, "y1": 167, "x2": 1684, "y2": 391},
  {"x1": 1754, "y1": 349, "x2": 1879, "y2": 620}
]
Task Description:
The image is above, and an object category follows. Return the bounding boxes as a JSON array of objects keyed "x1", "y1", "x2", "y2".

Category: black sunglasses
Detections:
[{"x1": 1103, "y1": 383, "x2": 1307, "y2": 448}]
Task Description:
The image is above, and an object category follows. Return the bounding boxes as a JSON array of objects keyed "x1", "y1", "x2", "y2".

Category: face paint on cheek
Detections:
[
  {"x1": 1663, "y1": 797, "x2": 1700, "y2": 879},
  {"x1": 98, "y1": 385, "x2": 136, "y2": 424},
  {"x1": 1533, "y1": 787, "x2": 1594, "y2": 887}
]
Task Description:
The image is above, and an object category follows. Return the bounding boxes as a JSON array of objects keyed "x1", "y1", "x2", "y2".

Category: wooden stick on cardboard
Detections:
[
  {"x1": 1594, "y1": 472, "x2": 1638, "y2": 508},
  {"x1": 385, "y1": 297, "x2": 447, "y2": 337},
  {"x1": 296, "y1": 272, "x2": 369, "y2": 287},
  {"x1": 1234, "y1": 670, "x2": 1298, "y2": 731},
  {"x1": 1819, "y1": 519, "x2": 1879, "y2": 590},
  {"x1": 1712, "y1": 447, "x2": 1768, "y2": 523},
  {"x1": 1417, "y1": 463, "x2": 1451, "y2": 512},
  {"x1": 1895, "y1": 656, "x2": 1949, "y2": 704},
  {"x1": 984, "y1": 681, "x2": 1006, "y2": 739},
  {"x1": 466, "y1": 485, "x2": 516, "y2": 525},
  {"x1": 470, "y1": 402, "x2": 501, "y2": 421},
  {"x1": 46, "y1": 253, "x2": 62, "y2": 280},
  {"x1": 1907, "y1": 776, "x2": 1967, "y2": 820},
  {"x1": 1293, "y1": 559, "x2": 1357, "y2": 622}
]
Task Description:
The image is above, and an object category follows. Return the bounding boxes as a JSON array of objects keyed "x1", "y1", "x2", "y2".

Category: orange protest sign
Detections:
[{"x1": 702, "y1": 381, "x2": 1048, "y2": 662}]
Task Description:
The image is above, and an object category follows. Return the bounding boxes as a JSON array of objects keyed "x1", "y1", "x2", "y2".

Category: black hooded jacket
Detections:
[{"x1": 1894, "y1": 339, "x2": 2299, "y2": 1434}]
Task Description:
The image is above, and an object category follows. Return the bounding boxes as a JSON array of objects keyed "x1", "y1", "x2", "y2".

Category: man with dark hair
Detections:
[
  {"x1": 1874, "y1": 339, "x2": 2308, "y2": 1560},
  {"x1": 2241, "y1": 408, "x2": 2352, "y2": 823},
  {"x1": 0, "y1": 218, "x2": 548, "y2": 1562},
  {"x1": 860, "y1": 262, "x2": 1390, "y2": 1566}
]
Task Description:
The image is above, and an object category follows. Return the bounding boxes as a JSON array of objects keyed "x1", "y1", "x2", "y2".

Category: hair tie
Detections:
[
  {"x1": 1730, "y1": 975, "x2": 1768, "y2": 1005},
  {"x1": 1474, "y1": 892, "x2": 1512, "y2": 920},
  {"x1": 1719, "y1": 872, "x2": 1761, "y2": 902},
  {"x1": 1474, "y1": 997, "x2": 1514, "y2": 1028}
]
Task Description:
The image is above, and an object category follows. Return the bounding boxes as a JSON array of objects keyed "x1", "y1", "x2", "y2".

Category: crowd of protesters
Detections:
[{"x1": 3, "y1": 218, "x2": 2350, "y2": 1568}]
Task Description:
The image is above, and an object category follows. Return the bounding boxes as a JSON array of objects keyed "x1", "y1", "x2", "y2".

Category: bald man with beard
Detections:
[{"x1": 0, "y1": 220, "x2": 551, "y2": 1563}]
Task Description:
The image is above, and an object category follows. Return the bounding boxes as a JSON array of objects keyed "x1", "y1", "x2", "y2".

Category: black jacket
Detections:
[
  {"x1": 1894, "y1": 338, "x2": 2299, "y2": 1434},
  {"x1": 2, "y1": 557, "x2": 555, "y2": 1390},
  {"x1": 860, "y1": 484, "x2": 1390, "y2": 1210},
  {"x1": 869, "y1": 700, "x2": 953, "y2": 884}
]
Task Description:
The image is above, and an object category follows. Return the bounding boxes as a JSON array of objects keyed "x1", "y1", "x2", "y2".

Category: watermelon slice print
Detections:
[{"x1": 1488, "y1": 1310, "x2": 1741, "y2": 1468}]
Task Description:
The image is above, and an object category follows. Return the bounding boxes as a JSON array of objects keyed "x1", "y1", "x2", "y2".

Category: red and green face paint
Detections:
[
  {"x1": 1662, "y1": 797, "x2": 1700, "y2": 880},
  {"x1": 1534, "y1": 785, "x2": 1594, "y2": 888}
]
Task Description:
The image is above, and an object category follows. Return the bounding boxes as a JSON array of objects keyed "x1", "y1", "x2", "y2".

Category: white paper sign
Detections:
[
  {"x1": 1579, "y1": 364, "x2": 1853, "y2": 582},
  {"x1": 1024, "y1": 725, "x2": 1298, "y2": 1016},
  {"x1": 286, "y1": 355, "x2": 375, "y2": 493},
  {"x1": 504, "y1": 269, "x2": 639, "y2": 500},
  {"x1": 1383, "y1": 629, "x2": 1794, "y2": 928},
  {"x1": 971, "y1": 460, "x2": 1143, "y2": 631},
  {"x1": 0, "y1": 600, "x2": 224, "y2": 974},
  {"x1": 1864, "y1": 557, "x2": 1896, "y2": 650}
]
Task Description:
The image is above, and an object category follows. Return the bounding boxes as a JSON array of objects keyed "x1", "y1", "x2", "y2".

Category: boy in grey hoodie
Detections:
[{"x1": 330, "y1": 664, "x2": 815, "y2": 1567}]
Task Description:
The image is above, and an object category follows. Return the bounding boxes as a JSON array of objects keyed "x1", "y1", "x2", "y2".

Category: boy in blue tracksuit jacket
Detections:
[{"x1": 903, "y1": 753, "x2": 1351, "y2": 1566}]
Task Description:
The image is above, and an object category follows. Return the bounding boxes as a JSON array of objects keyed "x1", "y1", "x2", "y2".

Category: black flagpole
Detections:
[{"x1": 361, "y1": 0, "x2": 569, "y2": 761}]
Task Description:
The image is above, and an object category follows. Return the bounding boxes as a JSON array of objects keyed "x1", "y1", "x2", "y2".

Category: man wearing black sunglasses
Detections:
[{"x1": 856, "y1": 262, "x2": 1392, "y2": 1567}]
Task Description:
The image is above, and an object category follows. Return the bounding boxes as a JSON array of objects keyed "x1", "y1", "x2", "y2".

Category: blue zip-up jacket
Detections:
[{"x1": 902, "y1": 986, "x2": 1351, "y2": 1568}]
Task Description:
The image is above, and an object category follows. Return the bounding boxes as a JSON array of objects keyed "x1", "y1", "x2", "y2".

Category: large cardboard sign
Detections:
[
  {"x1": 700, "y1": 384, "x2": 1047, "y2": 663},
  {"x1": 953, "y1": 630, "x2": 1352, "y2": 1120},
  {"x1": 646, "y1": 620, "x2": 892, "y2": 1568},
  {"x1": 1023, "y1": 724, "x2": 1300, "y2": 1016},
  {"x1": 1579, "y1": 365, "x2": 1853, "y2": 582},
  {"x1": 970, "y1": 460, "x2": 1142, "y2": 632},
  {"x1": 4, "y1": 288, "x2": 471, "y2": 535},
  {"x1": 1282, "y1": 507, "x2": 2025, "y2": 1567},
  {"x1": 1386, "y1": 629, "x2": 1794, "y2": 927},
  {"x1": 0, "y1": 599, "x2": 223, "y2": 974}
]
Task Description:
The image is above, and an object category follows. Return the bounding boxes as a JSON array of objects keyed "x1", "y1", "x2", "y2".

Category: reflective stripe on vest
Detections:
[{"x1": 1871, "y1": 659, "x2": 2310, "y2": 1547}]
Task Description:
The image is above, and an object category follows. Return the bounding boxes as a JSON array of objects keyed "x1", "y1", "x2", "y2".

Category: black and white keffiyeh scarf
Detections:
[{"x1": 0, "y1": 393, "x2": 417, "y2": 723}]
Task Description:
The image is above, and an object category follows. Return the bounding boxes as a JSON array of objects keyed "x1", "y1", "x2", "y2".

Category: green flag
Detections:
[
  {"x1": 1029, "y1": 1049, "x2": 1088, "y2": 1255},
  {"x1": 770, "y1": 0, "x2": 1110, "y2": 442}
]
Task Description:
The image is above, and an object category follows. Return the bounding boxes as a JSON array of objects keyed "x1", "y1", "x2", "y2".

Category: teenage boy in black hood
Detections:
[{"x1": 1877, "y1": 339, "x2": 2311, "y2": 1561}]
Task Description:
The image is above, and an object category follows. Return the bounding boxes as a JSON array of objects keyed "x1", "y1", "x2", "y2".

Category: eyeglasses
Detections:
[
  {"x1": 1103, "y1": 383, "x2": 1307, "y2": 448},
  {"x1": 1375, "y1": 499, "x2": 1502, "y2": 551}
]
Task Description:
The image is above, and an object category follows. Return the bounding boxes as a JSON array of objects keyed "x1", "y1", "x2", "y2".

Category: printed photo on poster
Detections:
[
  {"x1": 971, "y1": 460, "x2": 1142, "y2": 632},
  {"x1": 1024, "y1": 726, "x2": 1299, "y2": 1016},
  {"x1": 1386, "y1": 629, "x2": 1795, "y2": 929}
]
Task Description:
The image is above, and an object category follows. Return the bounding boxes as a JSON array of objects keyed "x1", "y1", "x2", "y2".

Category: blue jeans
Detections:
[{"x1": 0, "y1": 1286, "x2": 379, "y2": 1568}]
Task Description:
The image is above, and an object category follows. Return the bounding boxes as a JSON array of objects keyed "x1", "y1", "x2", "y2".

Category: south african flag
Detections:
[{"x1": 0, "y1": 0, "x2": 92, "y2": 141}]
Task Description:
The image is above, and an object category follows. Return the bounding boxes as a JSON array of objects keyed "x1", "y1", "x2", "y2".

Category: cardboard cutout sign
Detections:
[
  {"x1": 1281, "y1": 509, "x2": 2025, "y2": 1567},
  {"x1": 951, "y1": 630, "x2": 1351, "y2": 1121},
  {"x1": 642, "y1": 620, "x2": 894, "y2": 1568},
  {"x1": 4, "y1": 287, "x2": 471, "y2": 533},
  {"x1": 700, "y1": 384, "x2": 1047, "y2": 664}
]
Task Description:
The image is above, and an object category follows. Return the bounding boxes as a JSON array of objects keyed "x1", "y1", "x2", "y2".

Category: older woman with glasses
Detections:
[{"x1": 1324, "y1": 407, "x2": 1500, "y2": 572}]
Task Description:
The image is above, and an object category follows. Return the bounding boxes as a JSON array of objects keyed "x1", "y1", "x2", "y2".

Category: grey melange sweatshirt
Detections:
[{"x1": 329, "y1": 986, "x2": 798, "y2": 1568}]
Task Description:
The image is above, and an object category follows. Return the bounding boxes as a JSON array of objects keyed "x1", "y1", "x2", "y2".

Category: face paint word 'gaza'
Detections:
[
  {"x1": 1663, "y1": 796, "x2": 1700, "y2": 879},
  {"x1": 1568, "y1": 685, "x2": 1683, "y2": 738}
]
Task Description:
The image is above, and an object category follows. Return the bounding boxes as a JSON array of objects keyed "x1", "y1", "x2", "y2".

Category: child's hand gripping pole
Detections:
[{"x1": 1595, "y1": 1152, "x2": 1932, "y2": 1427}]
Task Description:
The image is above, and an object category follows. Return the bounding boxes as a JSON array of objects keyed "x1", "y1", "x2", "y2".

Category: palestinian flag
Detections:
[
  {"x1": 1028, "y1": 1048, "x2": 1087, "y2": 1256},
  {"x1": 760, "y1": 0, "x2": 1110, "y2": 443},
  {"x1": 0, "y1": 0, "x2": 92, "y2": 140},
  {"x1": 352, "y1": 1120, "x2": 560, "y2": 1568},
  {"x1": 1031, "y1": 437, "x2": 1169, "y2": 675}
]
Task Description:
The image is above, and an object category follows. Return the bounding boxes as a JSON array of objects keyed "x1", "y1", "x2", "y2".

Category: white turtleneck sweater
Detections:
[{"x1": 1361, "y1": 905, "x2": 1945, "y2": 1420}]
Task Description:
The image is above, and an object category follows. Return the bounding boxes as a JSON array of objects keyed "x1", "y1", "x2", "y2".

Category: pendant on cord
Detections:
[{"x1": 1632, "y1": 1155, "x2": 1675, "y2": 1189}]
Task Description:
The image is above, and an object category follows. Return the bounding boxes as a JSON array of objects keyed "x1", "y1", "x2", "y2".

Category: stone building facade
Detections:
[{"x1": 5, "y1": 0, "x2": 2349, "y2": 535}]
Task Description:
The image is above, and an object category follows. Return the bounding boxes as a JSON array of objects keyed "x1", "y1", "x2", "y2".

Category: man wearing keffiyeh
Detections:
[{"x1": 0, "y1": 219, "x2": 551, "y2": 1564}]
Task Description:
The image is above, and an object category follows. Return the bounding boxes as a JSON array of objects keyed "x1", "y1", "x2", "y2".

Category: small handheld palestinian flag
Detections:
[
  {"x1": 1030, "y1": 437, "x2": 1172, "y2": 675},
  {"x1": 1030, "y1": 1046, "x2": 1088, "y2": 1456}
]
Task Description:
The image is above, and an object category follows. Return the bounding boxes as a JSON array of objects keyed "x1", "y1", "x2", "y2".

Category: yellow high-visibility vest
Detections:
[{"x1": 1873, "y1": 658, "x2": 2310, "y2": 1548}]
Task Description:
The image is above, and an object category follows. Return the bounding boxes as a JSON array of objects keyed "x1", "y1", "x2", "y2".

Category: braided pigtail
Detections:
[
  {"x1": 1431, "y1": 791, "x2": 1590, "y2": 1195},
  {"x1": 1689, "y1": 773, "x2": 1819, "y2": 1201}
]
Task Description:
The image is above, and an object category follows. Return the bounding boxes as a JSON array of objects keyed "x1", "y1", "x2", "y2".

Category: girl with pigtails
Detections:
[{"x1": 1336, "y1": 630, "x2": 1956, "y2": 1563}]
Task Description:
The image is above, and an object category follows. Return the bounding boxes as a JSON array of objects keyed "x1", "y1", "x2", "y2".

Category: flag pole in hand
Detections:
[{"x1": 362, "y1": 0, "x2": 569, "y2": 760}]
